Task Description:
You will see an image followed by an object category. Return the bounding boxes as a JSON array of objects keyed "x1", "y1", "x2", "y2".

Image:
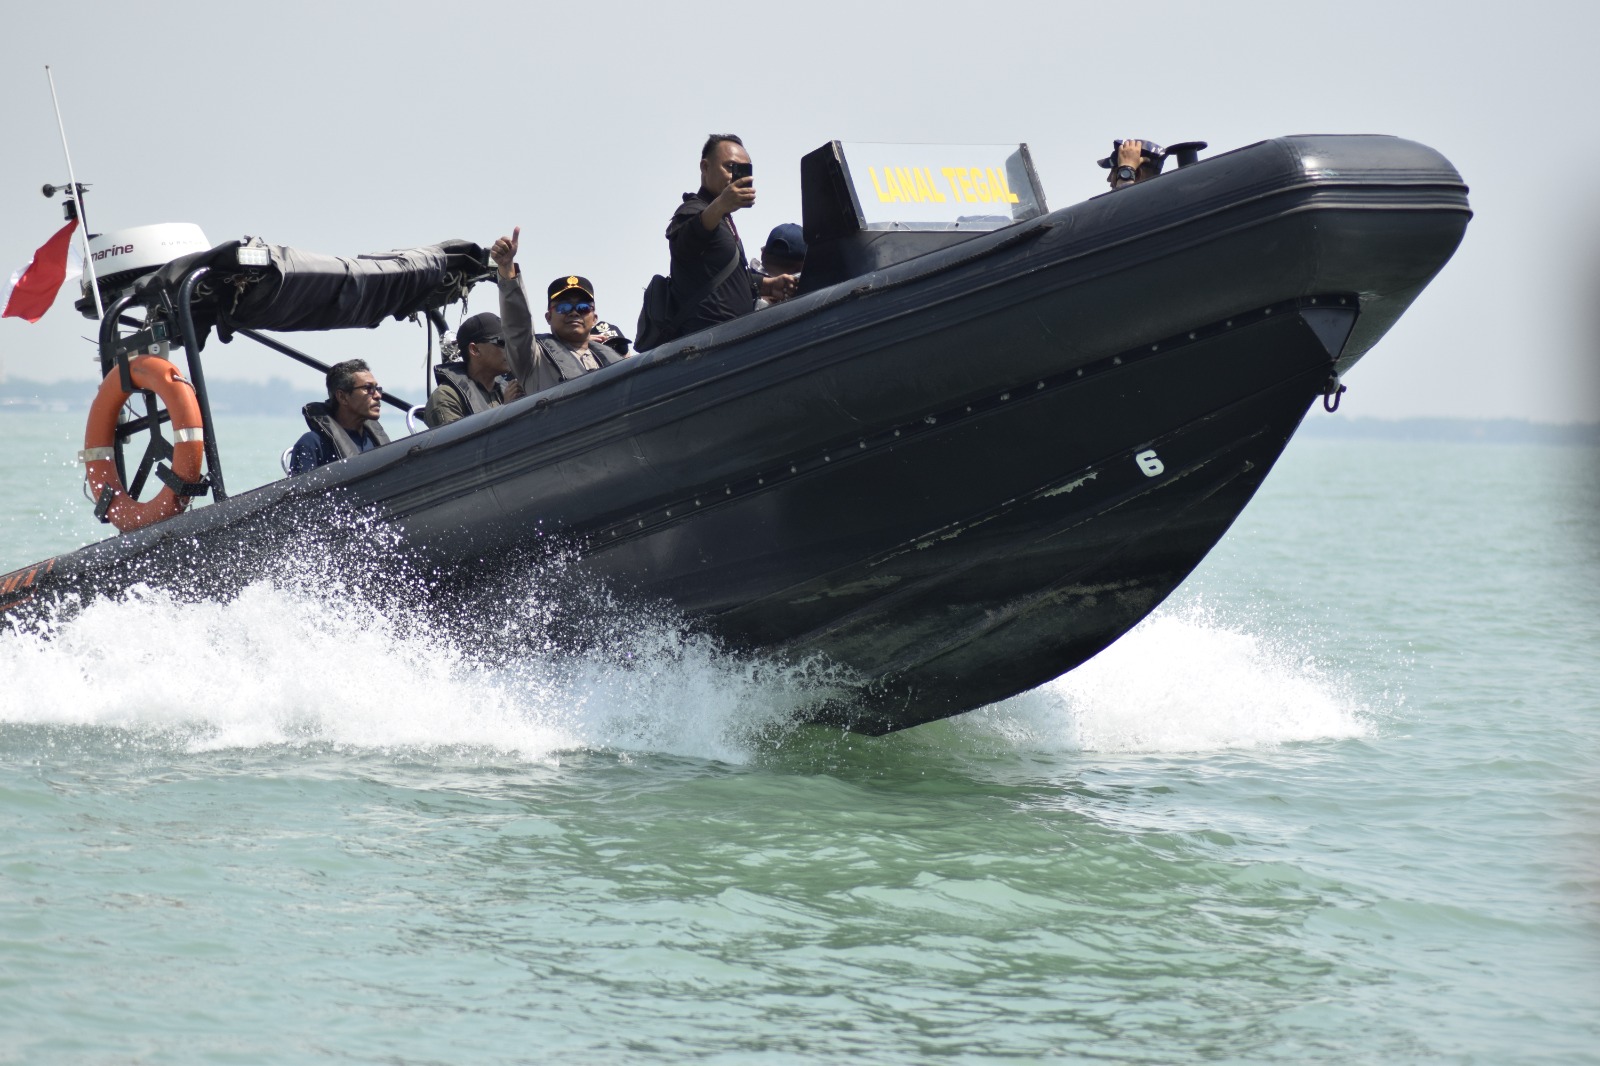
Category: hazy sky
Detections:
[{"x1": 1, "y1": 1, "x2": 1594, "y2": 422}]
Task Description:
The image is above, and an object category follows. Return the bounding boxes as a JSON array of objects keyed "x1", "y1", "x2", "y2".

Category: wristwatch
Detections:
[{"x1": 1115, "y1": 165, "x2": 1137, "y2": 183}]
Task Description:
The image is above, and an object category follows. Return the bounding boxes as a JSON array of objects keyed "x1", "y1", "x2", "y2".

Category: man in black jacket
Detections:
[{"x1": 660, "y1": 134, "x2": 798, "y2": 343}]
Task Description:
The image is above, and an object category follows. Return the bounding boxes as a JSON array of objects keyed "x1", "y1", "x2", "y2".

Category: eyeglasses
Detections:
[
  {"x1": 475, "y1": 336, "x2": 505, "y2": 347},
  {"x1": 346, "y1": 383, "x2": 384, "y2": 396},
  {"x1": 552, "y1": 301, "x2": 594, "y2": 316}
]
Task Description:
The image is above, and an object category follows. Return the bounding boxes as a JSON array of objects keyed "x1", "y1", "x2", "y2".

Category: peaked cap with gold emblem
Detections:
[{"x1": 546, "y1": 275, "x2": 595, "y2": 303}]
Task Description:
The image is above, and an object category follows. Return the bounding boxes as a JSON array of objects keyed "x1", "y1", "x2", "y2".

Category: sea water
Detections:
[{"x1": 0, "y1": 410, "x2": 1596, "y2": 1064}]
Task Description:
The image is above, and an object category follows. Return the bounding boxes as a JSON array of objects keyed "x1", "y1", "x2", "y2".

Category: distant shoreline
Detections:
[
  {"x1": 1292, "y1": 415, "x2": 1600, "y2": 446},
  {"x1": 2, "y1": 376, "x2": 1596, "y2": 445},
  {"x1": 0, "y1": 376, "x2": 324, "y2": 418}
]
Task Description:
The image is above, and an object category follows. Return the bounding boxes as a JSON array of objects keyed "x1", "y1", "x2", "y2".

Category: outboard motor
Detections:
[{"x1": 74, "y1": 223, "x2": 210, "y2": 318}]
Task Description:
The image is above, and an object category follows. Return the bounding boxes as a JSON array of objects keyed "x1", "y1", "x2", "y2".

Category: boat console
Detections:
[{"x1": 798, "y1": 141, "x2": 1047, "y2": 293}]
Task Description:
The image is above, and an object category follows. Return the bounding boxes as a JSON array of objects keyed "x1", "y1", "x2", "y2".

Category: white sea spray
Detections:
[
  {"x1": 964, "y1": 598, "x2": 1375, "y2": 753},
  {"x1": 0, "y1": 541, "x2": 833, "y2": 765}
]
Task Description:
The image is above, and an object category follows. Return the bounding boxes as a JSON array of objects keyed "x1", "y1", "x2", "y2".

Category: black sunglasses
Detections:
[
  {"x1": 552, "y1": 301, "x2": 595, "y2": 316},
  {"x1": 474, "y1": 335, "x2": 505, "y2": 347}
]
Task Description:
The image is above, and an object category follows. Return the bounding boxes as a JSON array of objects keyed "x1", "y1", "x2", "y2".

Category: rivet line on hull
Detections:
[{"x1": 583, "y1": 295, "x2": 1352, "y2": 548}]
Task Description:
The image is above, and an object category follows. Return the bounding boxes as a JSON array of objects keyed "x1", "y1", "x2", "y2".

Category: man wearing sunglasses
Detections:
[
  {"x1": 488, "y1": 228, "x2": 625, "y2": 396},
  {"x1": 422, "y1": 311, "x2": 524, "y2": 428},
  {"x1": 654, "y1": 134, "x2": 798, "y2": 345},
  {"x1": 288, "y1": 358, "x2": 391, "y2": 474}
]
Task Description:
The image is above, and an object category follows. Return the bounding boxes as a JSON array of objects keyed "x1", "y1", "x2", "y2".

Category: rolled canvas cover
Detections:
[{"x1": 136, "y1": 238, "x2": 487, "y2": 339}]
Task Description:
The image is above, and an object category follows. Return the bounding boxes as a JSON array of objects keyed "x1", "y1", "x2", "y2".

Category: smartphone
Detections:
[{"x1": 729, "y1": 161, "x2": 753, "y2": 182}]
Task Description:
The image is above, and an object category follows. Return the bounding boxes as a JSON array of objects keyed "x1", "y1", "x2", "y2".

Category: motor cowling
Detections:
[{"x1": 75, "y1": 223, "x2": 210, "y2": 317}]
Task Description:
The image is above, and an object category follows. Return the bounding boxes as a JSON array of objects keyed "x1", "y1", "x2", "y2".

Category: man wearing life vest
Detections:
[
  {"x1": 422, "y1": 312, "x2": 524, "y2": 428},
  {"x1": 288, "y1": 359, "x2": 390, "y2": 475},
  {"x1": 488, "y1": 227, "x2": 626, "y2": 396}
]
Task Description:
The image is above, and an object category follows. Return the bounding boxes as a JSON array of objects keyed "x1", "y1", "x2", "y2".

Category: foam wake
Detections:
[
  {"x1": 0, "y1": 574, "x2": 832, "y2": 765},
  {"x1": 960, "y1": 600, "x2": 1377, "y2": 753}
]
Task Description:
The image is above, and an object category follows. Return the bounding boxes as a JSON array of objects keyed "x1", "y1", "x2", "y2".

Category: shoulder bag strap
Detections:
[{"x1": 665, "y1": 242, "x2": 744, "y2": 333}]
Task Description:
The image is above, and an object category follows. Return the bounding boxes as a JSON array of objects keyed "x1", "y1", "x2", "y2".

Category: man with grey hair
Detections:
[{"x1": 288, "y1": 358, "x2": 390, "y2": 474}]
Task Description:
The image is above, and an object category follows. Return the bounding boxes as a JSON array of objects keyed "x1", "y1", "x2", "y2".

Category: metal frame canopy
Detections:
[{"x1": 90, "y1": 236, "x2": 490, "y2": 511}]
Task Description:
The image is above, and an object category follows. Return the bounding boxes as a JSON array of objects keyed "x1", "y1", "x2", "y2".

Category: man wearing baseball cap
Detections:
[
  {"x1": 487, "y1": 227, "x2": 626, "y2": 396},
  {"x1": 757, "y1": 223, "x2": 806, "y2": 279},
  {"x1": 421, "y1": 311, "x2": 523, "y2": 428},
  {"x1": 754, "y1": 223, "x2": 806, "y2": 310},
  {"x1": 1098, "y1": 138, "x2": 1166, "y2": 190}
]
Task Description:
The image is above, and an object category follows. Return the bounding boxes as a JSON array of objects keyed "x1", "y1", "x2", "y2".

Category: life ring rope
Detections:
[{"x1": 82, "y1": 356, "x2": 208, "y2": 533}]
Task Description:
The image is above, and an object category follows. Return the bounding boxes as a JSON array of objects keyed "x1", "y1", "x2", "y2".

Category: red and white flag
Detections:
[{"x1": 3, "y1": 219, "x2": 82, "y2": 323}]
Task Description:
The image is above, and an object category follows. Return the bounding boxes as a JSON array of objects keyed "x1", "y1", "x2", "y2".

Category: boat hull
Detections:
[
  {"x1": 0, "y1": 135, "x2": 1469, "y2": 733},
  {"x1": 545, "y1": 300, "x2": 1346, "y2": 731}
]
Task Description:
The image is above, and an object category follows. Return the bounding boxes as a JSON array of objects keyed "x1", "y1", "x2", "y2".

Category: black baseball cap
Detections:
[
  {"x1": 547, "y1": 275, "x2": 595, "y2": 303},
  {"x1": 456, "y1": 312, "x2": 503, "y2": 349},
  {"x1": 591, "y1": 320, "x2": 631, "y2": 356}
]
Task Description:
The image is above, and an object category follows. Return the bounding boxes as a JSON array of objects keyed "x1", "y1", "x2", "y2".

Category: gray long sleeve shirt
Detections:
[{"x1": 498, "y1": 269, "x2": 602, "y2": 395}]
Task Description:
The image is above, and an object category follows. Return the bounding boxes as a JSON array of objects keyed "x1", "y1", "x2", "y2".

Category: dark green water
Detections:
[{"x1": 1, "y1": 413, "x2": 1597, "y2": 1063}]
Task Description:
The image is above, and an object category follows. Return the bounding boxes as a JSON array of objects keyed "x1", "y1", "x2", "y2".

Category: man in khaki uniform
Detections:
[
  {"x1": 488, "y1": 227, "x2": 625, "y2": 396},
  {"x1": 422, "y1": 312, "x2": 523, "y2": 428}
]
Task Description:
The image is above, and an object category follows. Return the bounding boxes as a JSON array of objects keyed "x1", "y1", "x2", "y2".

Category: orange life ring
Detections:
[{"x1": 81, "y1": 355, "x2": 206, "y2": 533}]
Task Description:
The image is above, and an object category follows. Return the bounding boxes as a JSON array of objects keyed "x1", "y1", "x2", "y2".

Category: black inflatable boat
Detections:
[{"x1": 0, "y1": 135, "x2": 1470, "y2": 733}]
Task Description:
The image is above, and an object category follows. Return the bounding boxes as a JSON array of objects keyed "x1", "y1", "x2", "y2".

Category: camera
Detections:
[{"x1": 729, "y1": 161, "x2": 753, "y2": 182}]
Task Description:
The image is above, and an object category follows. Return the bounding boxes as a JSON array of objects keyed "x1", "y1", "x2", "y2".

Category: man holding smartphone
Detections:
[{"x1": 660, "y1": 134, "x2": 798, "y2": 343}]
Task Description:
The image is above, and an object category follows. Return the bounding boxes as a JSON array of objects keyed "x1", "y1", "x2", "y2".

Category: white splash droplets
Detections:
[
  {"x1": 0, "y1": 573, "x2": 826, "y2": 764},
  {"x1": 965, "y1": 600, "x2": 1374, "y2": 752}
]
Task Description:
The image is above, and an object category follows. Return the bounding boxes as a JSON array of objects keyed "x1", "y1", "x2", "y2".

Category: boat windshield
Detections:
[{"x1": 836, "y1": 142, "x2": 1046, "y2": 230}]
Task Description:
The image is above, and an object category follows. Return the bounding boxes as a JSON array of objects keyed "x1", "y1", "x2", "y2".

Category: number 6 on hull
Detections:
[{"x1": 1135, "y1": 449, "x2": 1165, "y2": 477}]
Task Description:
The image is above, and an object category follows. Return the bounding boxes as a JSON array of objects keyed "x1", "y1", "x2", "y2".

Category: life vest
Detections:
[
  {"x1": 431, "y1": 361, "x2": 498, "y2": 419},
  {"x1": 300, "y1": 401, "x2": 391, "y2": 460},
  {"x1": 535, "y1": 334, "x2": 624, "y2": 384}
]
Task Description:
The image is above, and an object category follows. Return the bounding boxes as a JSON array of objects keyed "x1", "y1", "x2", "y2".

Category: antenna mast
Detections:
[{"x1": 45, "y1": 65, "x2": 104, "y2": 321}]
